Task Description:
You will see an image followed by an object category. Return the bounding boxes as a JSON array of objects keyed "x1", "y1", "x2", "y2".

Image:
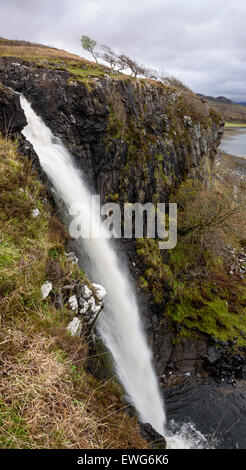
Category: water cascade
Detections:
[{"x1": 20, "y1": 95, "x2": 166, "y2": 435}]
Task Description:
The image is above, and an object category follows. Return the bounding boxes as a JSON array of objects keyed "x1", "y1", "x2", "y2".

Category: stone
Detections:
[
  {"x1": 206, "y1": 346, "x2": 222, "y2": 364},
  {"x1": 0, "y1": 83, "x2": 27, "y2": 135},
  {"x1": 32, "y1": 208, "x2": 40, "y2": 218},
  {"x1": 68, "y1": 295, "x2": 78, "y2": 311},
  {"x1": 183, "y1": 115, "x2": 192, "y2": 126},
  {"x1": 92, "y1": 304, "x2": 102, "y2": 315},
  {"x1": 65, "y1": 251, "x2": 78, "y2": 264},
  {"x1": 81, "y1": 285, "x2": 92, "y2": 299},
  {"x1": 87, "y1": 296, "x2": 96, "y2": 312},
  {"x1": 41, "y1": 281, "x2": 52, "y2": 299},
  {"x1": 91, "y1": 283, "x2": 107, "y2": 301},
  {"x1": 54, "y1": 292, "x2": 63, "y2": 310},
  {"x1": 79, "y1": 298, "x2": 89, "y2": 314},
  {"x1": 139, "y1": 423, "x2": 166, "y2": 449},
  {"x1": 67, "y1": 317, "x2": 82, "y2": 337},
  {"x1": 242, "y1": 366, "x2": 246, "y2": 380}
]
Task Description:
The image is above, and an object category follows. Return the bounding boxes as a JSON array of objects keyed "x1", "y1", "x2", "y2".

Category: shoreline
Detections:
[{"x1": 225, "y1": 122, "x2": 246, "y2": 128}]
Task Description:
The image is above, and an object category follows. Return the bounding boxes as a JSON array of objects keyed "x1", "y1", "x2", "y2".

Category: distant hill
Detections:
[
  {"x1": 196, "y1": 93, "x2": 246, "y2": 123},
  {"x1": 196, "y1": 94, "x2": 234, "y2": 105}
]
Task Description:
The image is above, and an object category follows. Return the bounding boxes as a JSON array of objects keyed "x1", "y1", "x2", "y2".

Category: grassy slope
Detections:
[
  {"x1": 196, "y1": 93, "x2": 246, "y2": 124},
  {"x1": 0, "y1": 38, "x2": 123, "y2": 83},
  {"x1": 206, "y1": 100, "x2": 246, "y2": 124},
  {"x1": 0, "y1": 135, "x2": 148, "y2": 449}
]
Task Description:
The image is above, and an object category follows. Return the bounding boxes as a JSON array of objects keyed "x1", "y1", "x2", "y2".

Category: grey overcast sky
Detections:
[{"x1": 0, "y1": 0, "x2": 246, "y2": 101}]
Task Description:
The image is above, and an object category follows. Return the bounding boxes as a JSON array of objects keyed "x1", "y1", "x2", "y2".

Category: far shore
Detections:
[{"x1": 225, "y1": 122, "x2": 246, "y2": 128}]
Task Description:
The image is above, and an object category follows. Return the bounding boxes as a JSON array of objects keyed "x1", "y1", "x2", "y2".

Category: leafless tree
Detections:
[
  {"x1": 143, "y1": 67, "x2": 159, "y2": 80},
  {"x1": 117, "y1": 54, "x2": 145, "y2": 77},
  {"x1": 159, "y1": 73, "x2": 191, "y2": 92},
  {"x1": 98, "y1": 45, "x2": 119, "y2": 70}
]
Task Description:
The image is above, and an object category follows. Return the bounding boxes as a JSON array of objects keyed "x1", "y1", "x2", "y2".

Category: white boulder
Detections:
[
  {"x1": 67, "y1": 317, "x2": 82, "y2": 337},
  {"x1": 92, "y1": 283, "x2": 107, "y2": 301},
  {"x1": 79, "y1": 299, "x2": 89, "y2": 314},
  {"x1": 92, "y1": 304, "x2": 102, "y2": 315},
  {"x1": 41, "y1": 281, "x2": 52, "y2": 299},
  {"x1": 87, "y1": 296, "x2": 96, "y2": 312},
  {"x1": 68, "y1": 295, "x2": 78, "y2": 311},
  {"x1": 81, "y1": 285, "x2": 92, "y2": 299},
  {"x1": 32, "y1": 208, "x2": 40, "y2": 218}
]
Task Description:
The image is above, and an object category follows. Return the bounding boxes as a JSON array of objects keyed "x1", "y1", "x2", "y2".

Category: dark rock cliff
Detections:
[
  {"x1": 0, "y1": 57, "x2": 223, "y2": 206},
  {"x1": 1, "y1": 51, "x2": 246, "y2": 451},
  {"x1": 0, "y1": 56, "x2": 224, "y2": 379},
  {"x1": 0, "y1": 83, "x2": 26, "y2": 135}
]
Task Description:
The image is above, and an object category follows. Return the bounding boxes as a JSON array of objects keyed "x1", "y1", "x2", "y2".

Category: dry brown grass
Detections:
[
  {"x1": 0, "y1": 134, "x2": 148, "y2": 449},
  {"x1": 205, "y1": 99, "x2": 246, "y2": 124},
  {"x1": 0, "y1": 327, "x2": 147, "y2": 449},
  {"x1": 0, "y1": 37, "x2": 118, "y2": 83},
  {"x1": 213, "y1": 153, "x2": 246, "y2": 245},
  {"x1": 0, "y1": 37, "x2": 89, "y2": 64}
]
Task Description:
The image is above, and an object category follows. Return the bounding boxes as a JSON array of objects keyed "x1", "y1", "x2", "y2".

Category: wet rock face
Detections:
[
  {"x1": 0, "y1": 57, "x2": 222, "y2": 206},
  {"x1": 156, "y1": 334, "x2": 246, "y2": 388},
  {"x1": 0, "y1": 57, "x2": 225, "y2": 385},
  {"x1": 0, "y1": 84, "x2": 26, "y2": 135},
  {"x1": 167, "y1": 337, "x2": 208, "y2": 376},
  {"x1": 204, "y1": 343, "x2": 246, "y2": 383},
  {"x1": 139, "y1": 422, "x2": 167, "y2": 449},
  {"x1": 206, "y1": 345, "x2": 222, "y2": 364}
]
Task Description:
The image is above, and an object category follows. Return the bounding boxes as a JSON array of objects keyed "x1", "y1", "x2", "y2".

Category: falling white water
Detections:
[
  {"x1": 20, "y1": 95, "x2": 166, "y2": 435},
  {"x1": 19, "y1": 95, "x2": 212, "y2": 449}
]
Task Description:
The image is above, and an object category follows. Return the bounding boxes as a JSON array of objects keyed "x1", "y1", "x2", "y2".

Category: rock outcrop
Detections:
[
  {"x1": 2, "y1": 44, "x2": 246, "y2": 450},
  {"x1": 0, "y1": 57, "x2": 223, "y2": 207},
  {"x1": 139, "y1": 422, "x2": 167, "y2": 449},
  {"x1": 66, "y1": 280, "x2": 107, "y2": 337},
  {"x1": 0, "y1": 55, "x2": 224, "y2": 380},
  {"x1": 0, "y1": 83, "x2": 26, "y2": 135}
]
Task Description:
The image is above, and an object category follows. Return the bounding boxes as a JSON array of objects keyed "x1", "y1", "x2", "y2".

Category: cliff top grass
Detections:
[
  {"x1": 0, "y1": 37, "x2": 123, "y2": 82},
  {"x1": 0, "y1": 134, "x2": 148, "y2": 449},
  {"x1": 0, "y1": 38, "x2": 225, "y2": 128},
  {"x1": 0, "y1": 37, "x2": 90, "y2": 63},
  {"x1": 0, "y1": 37, "x2": 218, "y2": 102}
]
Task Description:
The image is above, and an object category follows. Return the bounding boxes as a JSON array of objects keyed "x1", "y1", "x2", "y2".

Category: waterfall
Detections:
[{"x1": 20, "y1": 95, "x2": 166, "y2": 435}]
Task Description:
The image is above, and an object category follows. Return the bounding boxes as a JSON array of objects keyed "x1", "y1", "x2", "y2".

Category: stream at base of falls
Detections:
[{"x1": 164, "y1": 377, "x2": 246, "y2": 449}]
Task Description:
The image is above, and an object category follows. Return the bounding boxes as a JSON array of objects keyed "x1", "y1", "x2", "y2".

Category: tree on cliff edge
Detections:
[{"x1": 80, "y1": 35, "x2": 99, "y2": 63}]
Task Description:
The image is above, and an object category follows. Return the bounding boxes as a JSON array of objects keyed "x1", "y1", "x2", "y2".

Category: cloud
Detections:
[{"x1": 0, "y1": 0, "x2": 245, "y2": 100}]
